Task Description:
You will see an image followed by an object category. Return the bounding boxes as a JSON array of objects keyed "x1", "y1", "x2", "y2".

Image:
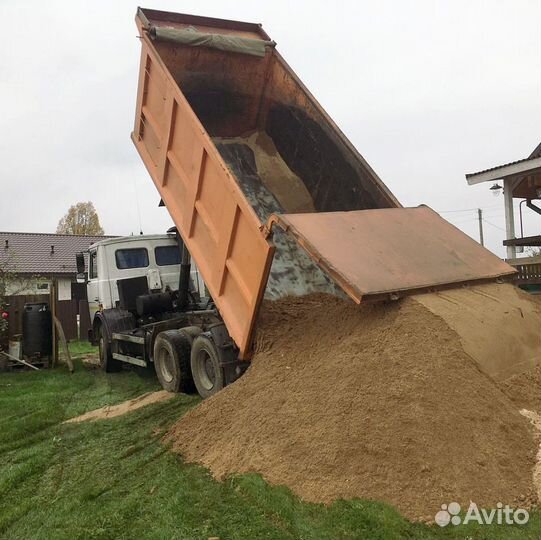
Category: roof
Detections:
[
  {"x1": 529, "y1": 141, "x2": 541, "y2": 159},
  {"x1": 0, "y1": 231, "x2": 117, "y2": 275},
  {"x1": 465, "y1": 141, "x2": 541, "y2": 185}
]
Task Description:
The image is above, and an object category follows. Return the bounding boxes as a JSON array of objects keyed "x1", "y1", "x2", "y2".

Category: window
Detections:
[
  {"x1": 115, "y1": 248, "x2": 149, "y2": 270},
  {"x1": 89, "y1": 251, "x2": 98, "y2": 279},
  {"x1": 37, "y1": 282, "x2": 50, "y2": 291},
  {"x1": 155, "y1": 245, "x2": 181, "y2": 266}
]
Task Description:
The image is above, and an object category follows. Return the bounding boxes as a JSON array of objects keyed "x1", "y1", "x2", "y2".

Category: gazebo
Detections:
[{"x1": 466, "y1": 141, "x2": 541, "y2": 289}]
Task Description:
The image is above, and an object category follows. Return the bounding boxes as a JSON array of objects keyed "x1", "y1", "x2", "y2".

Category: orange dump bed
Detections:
[{"x1": 131, "y1": 8, "x2": 515, "y2": 359}]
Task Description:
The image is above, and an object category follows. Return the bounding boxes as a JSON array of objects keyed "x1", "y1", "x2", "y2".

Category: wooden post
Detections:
[
  {"x1": 53, "y1": 315, "x2": 73, "y2": 373},
  {"x1": 50, "y1": 279, "x2": 58, "y2": 367},
  {"x1": 503, "y1": 178, "x2": 516, "y2": 259},
  {"x1": 477, "y1": 208, "x2": 484, "y2": 246}
]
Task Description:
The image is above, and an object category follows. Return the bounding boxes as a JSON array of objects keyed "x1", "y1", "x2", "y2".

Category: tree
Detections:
[{"x1": 56, "y1": 202, "x2": 104, "y2": 236}]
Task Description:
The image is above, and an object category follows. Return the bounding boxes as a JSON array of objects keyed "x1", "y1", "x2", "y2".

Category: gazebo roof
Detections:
[{"x1": 466, "y1": 142, "x2": 541, "y2": 199}]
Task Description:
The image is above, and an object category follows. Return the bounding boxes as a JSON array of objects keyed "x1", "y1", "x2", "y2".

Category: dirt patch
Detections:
[
  {"x1": 65, "y1": 391, "x2": 175, "y2": 423},
  {"x1": 166, "y1": 288, "x2": 539, "y2": 521},
  {"x1": 81, "y1": 354, "x2": 100, "y2": 367}
]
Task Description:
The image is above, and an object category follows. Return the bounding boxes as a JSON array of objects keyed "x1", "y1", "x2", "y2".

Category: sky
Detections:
[{"x1": 0, "y1": 0, "x2": 540, "y2": 258}]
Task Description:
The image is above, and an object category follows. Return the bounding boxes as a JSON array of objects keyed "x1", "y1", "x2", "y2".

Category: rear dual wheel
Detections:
[
  {"x1": 190, "y1": 334, "x2": 224, "y2": 399},
  {"x1": 153, "y1": 329, "x2": 226, "y2": 398},
  {"x1": 153, "y1": 329, "x2": 198, "y2": 393}
]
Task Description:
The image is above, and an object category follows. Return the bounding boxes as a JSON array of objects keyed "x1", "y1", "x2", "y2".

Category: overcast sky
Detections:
[{"x1": 1, "y1": 0, "x2": 540, "y2": 257}]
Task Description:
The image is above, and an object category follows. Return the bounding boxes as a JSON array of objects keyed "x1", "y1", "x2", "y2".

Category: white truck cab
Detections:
[
  {"x1": 77, "y1": 232, "x2": 242, "y2": 399},
  {"x1": 85, "y1": 234, "x2": 204, "y2": 325}
]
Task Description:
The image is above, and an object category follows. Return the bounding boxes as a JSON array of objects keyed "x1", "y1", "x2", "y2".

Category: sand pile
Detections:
[
  {"x1": 501, "y1": 367, "x2": 541, "y2": 412},
  {"x1": 166, "y1": 286, "x2": 540, "y2": 521},
  {"x1": 415, "y1": 283, "x2": 540, "y2": 381}
]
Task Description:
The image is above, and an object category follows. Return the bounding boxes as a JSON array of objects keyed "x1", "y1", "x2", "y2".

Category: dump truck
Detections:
[{"x1": 85, "y1": 7, "x2": 516, "y2": 398}]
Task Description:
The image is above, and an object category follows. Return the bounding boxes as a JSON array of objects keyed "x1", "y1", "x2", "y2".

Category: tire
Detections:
[
  {"x1": 153, "y1": 330, "x2": 194, "y2": 393},
  {"x1": 190, "y1": 334, "x2": 224, "y2": 399},
  {"x1": 97, "y1": 325, "x2": 121, "y2": 373}
]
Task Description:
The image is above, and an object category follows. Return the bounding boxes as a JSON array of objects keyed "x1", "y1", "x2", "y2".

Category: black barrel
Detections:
[{"x1": 22, "y1": 302, "x2": 52, "y2": 357}]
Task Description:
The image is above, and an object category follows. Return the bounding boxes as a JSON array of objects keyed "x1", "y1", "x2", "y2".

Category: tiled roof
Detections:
[{"x1": 0, "y1": 231, "x2": 117, "y2": 275}]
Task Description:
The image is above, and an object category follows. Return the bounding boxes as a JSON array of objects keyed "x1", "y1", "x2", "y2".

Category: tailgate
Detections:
[{"x1": 268, "y1": 206, "x2": 516, "y2": 302}]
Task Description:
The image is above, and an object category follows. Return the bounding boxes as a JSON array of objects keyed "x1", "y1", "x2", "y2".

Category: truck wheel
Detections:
[
  {"x1": 190, "y1": 334, "x2": 224, "y2": 399},
  {"x1": 153, "y1": 331, "x2": 194, "y2": 393},
  {"x1": 97, "y1": 326, "x2": 121, "y2": 373}
]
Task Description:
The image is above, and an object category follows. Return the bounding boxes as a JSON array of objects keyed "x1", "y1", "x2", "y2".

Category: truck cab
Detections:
[{"x1": 85, "y1": 233, "x2": 204, "y2": 324}]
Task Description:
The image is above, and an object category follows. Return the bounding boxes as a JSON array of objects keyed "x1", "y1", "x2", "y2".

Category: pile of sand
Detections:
[
  {"x1": 501, "y1": 367, "x2": 541, "y2": 412},
  {"x1": 166, "y1": 285, "x2": 540, "y2": 521},
  {"x1": 415, "y1": 283, "x2": 540, "y2": 381}
]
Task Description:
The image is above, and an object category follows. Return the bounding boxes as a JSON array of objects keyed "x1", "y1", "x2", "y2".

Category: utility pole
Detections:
[{"x1": 477, "y1": 208, "x2": 484, "y2": 246}]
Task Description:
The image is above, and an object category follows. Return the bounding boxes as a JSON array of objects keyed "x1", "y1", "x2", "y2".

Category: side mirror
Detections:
[
  {"x1": 76, "y1": 272, "x2": 87, "y2": 284},
  {"x1": 76, "y1": 252, "x2": 85, "y2": 274}
]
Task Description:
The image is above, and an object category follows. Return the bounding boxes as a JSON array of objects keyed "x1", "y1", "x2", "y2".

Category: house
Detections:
[
  {"x1": 0, "y1": 232, "x2": 116, "y2": 300},
  {"x1": 466, "y1": 141, "x2": 541, "y2": 290}
]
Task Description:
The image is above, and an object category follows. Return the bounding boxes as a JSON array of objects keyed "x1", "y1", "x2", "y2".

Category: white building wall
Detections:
[
  {"x1": 6, "y1": 277, "x2": 51, "y2": 296},
  {"x1": 5, "y1": 276, "x2": 73, "y2": 299}
]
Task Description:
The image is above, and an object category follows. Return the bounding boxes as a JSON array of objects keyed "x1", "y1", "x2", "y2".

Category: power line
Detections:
[
  {"x1": 446, "y1": 217, "x2": 478, "y2": 226},
  {"x1": 437, "y1": 207, "x2": 479, "y2": 214},
  {"x1": 436, "y1": 203, "x2": 501, "y2": 214},
  {"x1": 482, "y1": 218, "x2": 506, "y2": 233}
]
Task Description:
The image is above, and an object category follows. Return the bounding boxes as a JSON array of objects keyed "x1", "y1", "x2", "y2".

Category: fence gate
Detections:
[{"x1": 55, "y1": 300, "x2": 78, "y2": 341}]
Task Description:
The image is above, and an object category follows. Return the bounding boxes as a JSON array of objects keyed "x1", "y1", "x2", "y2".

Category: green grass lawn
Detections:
[{"x1": 0, "y1": 362, "x2": 538, "y2": 540}]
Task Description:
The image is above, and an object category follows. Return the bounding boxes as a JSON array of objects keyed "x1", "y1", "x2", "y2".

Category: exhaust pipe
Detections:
[{"x1": 178, "y1": 238, "x2": 191, "y2": 310}]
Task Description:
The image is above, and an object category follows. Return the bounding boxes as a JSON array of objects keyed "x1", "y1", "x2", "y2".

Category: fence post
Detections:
[{"x1": 50, "y1": 280, "x2": 58, "y2": 367}]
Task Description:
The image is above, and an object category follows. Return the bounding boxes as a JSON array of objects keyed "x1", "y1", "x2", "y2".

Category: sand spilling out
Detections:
[
  {"x1": 214, "y1": 131, "x2": 315, "y2": 214},
  {"x1": 65, "y1": 391, "x2": 174, "y2": 423},
  {"x1": 166, "y1": 283, "x2": 540, "y2": 521}
]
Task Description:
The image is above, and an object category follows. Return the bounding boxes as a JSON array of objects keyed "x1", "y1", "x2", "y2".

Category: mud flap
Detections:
[{"x1": 208, "y1": 323, "x2": 249, "y2": 385}]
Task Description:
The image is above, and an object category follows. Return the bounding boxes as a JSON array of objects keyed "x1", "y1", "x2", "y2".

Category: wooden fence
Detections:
[
  {"x1": 512, "y1": 260, "x2": 541, "y2": 285},
  {"x1": 6, "y1": 295, "x2": 79, "y2": 341},
  {"x1": 6, "y1": 294, "x2": 50, "y2": 339}
]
